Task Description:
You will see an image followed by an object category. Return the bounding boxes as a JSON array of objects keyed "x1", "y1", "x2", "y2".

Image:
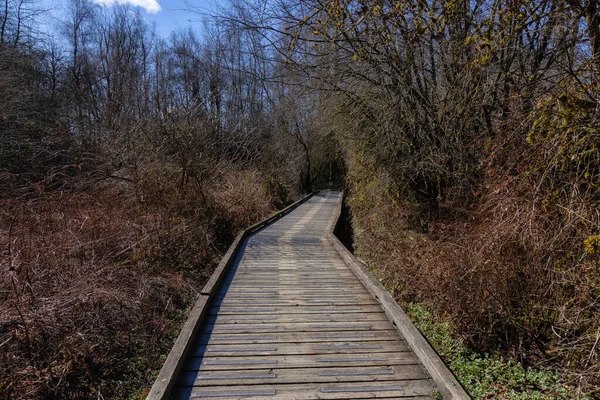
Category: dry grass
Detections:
[
  {"x1": 348, "y1": 168, "x2": 600, "y2": 396},
  {"x1": 337, "y1": 83, "x2": 600, "y2": 397},
  {"x1": 0, "y1": 167, "x2": 284, "y2": 399}
]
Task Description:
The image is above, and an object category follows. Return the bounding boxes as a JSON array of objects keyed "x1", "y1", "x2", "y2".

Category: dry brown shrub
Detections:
[
  {"x1": 349, "y1": 163, "x2": 599, "y2": 392},
  {"x1": 0, "y1": 185, "x2": 198, "y2": 399},
  {"x1": 0, "y1": 165, "x2": 284, "y2": 398},
  {"x1": 210, "y1": 169, "x2": 283, "y2": 231},
  {"x1": 341, "y1": 81, "x2": 600, "y2": 393}
]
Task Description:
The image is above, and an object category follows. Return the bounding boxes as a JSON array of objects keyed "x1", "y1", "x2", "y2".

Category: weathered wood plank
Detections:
[
  {"x1": 222, "y1": 283, "x2": 366, "y2": 288},
  {"x1": 189, "y1": 340, "x2": 410, "y2": 357},
  {"x1": 175, "y1": 380, "x2": 436, "y2": 399},
  {"x1": 213, "y1": 295, "x2": 377, "y2": 304},
  {"x1": 185, "y1": 352, "x2": 421, "y2": 371},
  {"x1": 214, "y1": 299, "x2": 378, "y2": 307},
  {"x1": 211, "y1": 294, "x2": 374, "y2": 302},
  {"x1": 197, "y1": 329, "x2": 405, "y2": 344},
  {"x1": 207, "y1": 305, "x2": 384, "y2": 315},
  {"x1": 198, "y1": 320, "x2": 397, "y2": 334},
  {"x1": 205, "y1": 312, "x2": 390, "y2": 324},
  {"x1": 180, "y1": 364, "x2": 429, "y2": 386}
]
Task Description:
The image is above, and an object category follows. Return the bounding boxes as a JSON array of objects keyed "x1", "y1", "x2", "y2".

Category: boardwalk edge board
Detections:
[
  {"x1": 327, "y1": 194, "x2": 472, "y2": 400},
  {"x1": 146, "y1": 192, "x2": 316, "y2": 400}
]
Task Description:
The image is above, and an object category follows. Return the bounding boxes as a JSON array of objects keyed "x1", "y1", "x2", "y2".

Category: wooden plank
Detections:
[
  {"x1": 197, "y1": 329, "x2": 403, "y2": 344},
  {"x1": 222, "y1": 291, "x2": 367, "y2": 296},
  {"x1": 198, "y1": 320, "x2": 396, "y2": 334},
  {"x1": 180, "y1": 364, "x2": 429, "y2": 386},
  {"x1": 223, "y1": 281, "x2": 365, "y2": 287},
  {"x1": 176, "y1": 380, "x2": 435, "y2": 399},
  {"x1": 207, "y1": 304, "x2": 384, "y2": 315},
  {"x1": 212, "y1": 294, "x2": 376, "y2": 303},
  {"x1": 214, "y1": 299, "x2": 379, "y2": 307},
  {"x1": 212, "y1": 293, "x2": 374, "y2": 301},
  {"x1": 224, "y1": 273, "x2": 358, "y2": 279},
  {"x1": 184, "y1": 352, "x2": 422, "y2": 371},
  {"x1": 205, "y1": 312, "x2": 390, "y2": 324},
  {"x1": 223, "y1": 276, "x2": 361, "y2": 283},
  {"x1": 217, "y1": 288, "x2": 368, "y2": 294},
  {"x1": 189, "y1": 340, "x2": 410, "y2": 357},
  {"x1": 213, "y1": 291, "x2": 368, "y2": 297},
  {"x1": 230, "y1": 268, "x2": 350, "y2": 271},
  {"x1": 234, "y1": 261, "x2": 348, "y2": 264}
]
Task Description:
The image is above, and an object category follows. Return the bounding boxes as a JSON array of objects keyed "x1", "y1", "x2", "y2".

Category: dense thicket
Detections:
[{"x1": 225, "y1": 0, "x2": 600, "y2": 395}]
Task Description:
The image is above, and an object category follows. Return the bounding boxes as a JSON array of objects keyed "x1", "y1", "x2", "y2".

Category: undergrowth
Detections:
[
  {"x1": 0, "y1": 167, "x2": 290, "y2": 399},
  {"x1": 405, "y1": 302, "x2": 588, "y2": 400},
  {"x1": 342, "y1": 90, "x2": 600, "y2": 395}
]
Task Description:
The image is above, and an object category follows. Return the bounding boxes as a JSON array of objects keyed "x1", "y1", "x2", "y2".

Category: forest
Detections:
[{"x1": 0, "y1": 0, "x2": 598, "y2": 398}]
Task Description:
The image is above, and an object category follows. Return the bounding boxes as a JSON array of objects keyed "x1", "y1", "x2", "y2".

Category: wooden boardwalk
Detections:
[{"x1": 155, "y1": 191, "x2": 467, "y2": 399}]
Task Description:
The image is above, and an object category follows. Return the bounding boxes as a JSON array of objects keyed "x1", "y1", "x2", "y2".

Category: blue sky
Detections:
[
  {"x1": 143, "y1": 0, "x2": 226, "y2": 37},
  {"x1": 42, "y1": 0, "x2": 227, "y2": 38}
]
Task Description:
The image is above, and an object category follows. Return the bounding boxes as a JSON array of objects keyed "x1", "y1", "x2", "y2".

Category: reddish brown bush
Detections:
[
  {"x1": 348, "y1": 156, "x2": 600, "y2": 393},
  {"x1": 0, "y1": 167, "x2": 284, "y2": 399}
]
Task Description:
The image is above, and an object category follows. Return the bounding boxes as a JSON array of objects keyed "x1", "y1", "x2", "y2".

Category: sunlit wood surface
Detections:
[{"x1": 174, "y1": 191, "x2": 435, "y2": 399}]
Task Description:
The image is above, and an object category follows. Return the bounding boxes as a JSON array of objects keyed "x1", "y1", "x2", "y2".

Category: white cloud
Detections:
[{"x1": 93, "y1": 0, "x2": 162, "y2": 14}]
